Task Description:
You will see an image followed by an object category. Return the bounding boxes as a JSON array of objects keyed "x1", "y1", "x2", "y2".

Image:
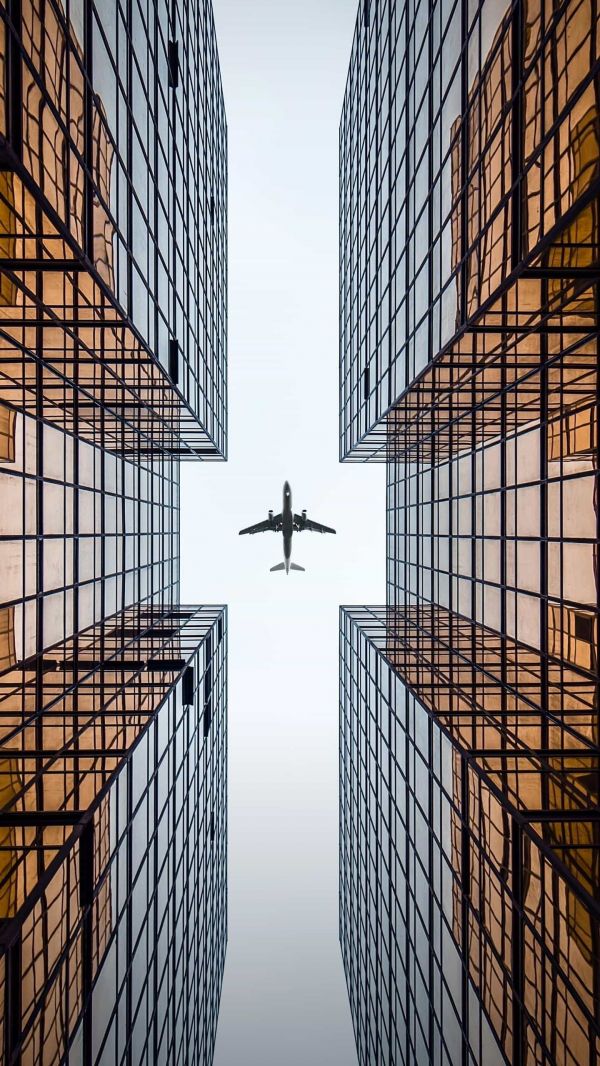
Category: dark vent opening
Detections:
[
  {"x1": 574, "y1": 612, "x2": 595, "y2": 644},
  {"x1": 3, "y1": 0, "x2": 23, "y2": 161},
  {"x1": 78, "y1": 822, "x2": 94, "y2": 908},
  {"x1": 109, "y1": 627, "x2": 176, "y2": 640},
  {"x1": 167, "y1": 40, "x2": 179, "y2": 88},
  {"x1": 363, "y1": 365, "x2": 370, "y2": 402},
  {"x1": 203, "y1": 640, "x2": 212, "y2": 738},
  {"x1": 168, "y1": 337, "x2": 179, "y2": 385},
  {"x1": 182, "y1": 665, "x2": 194, "y2": 705}
]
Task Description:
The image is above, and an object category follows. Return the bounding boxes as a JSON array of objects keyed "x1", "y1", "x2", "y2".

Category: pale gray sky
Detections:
[{"x1": 181, "y1": 1, "x2": 385, "y2": 1061}]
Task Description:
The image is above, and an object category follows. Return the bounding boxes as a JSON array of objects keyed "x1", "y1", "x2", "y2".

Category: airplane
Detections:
[{"x1": 239, "y1": 481, "x2": 336, "y2": 573}]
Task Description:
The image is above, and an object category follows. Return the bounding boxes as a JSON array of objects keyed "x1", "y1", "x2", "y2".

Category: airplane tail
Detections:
[
  {"x1": 269, "y1": 562, "x2": 305, "y2": 572},
  {"x1": 270, "y1": 563, "x2": 285, "y2": 572},
  {"x1": 290, "y1": 563, "x2": 305, "y2": 572}
]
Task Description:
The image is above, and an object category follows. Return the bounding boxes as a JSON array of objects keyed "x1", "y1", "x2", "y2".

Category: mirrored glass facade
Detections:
[
  {"x1": 339, "y1": 0, "x2": 597, "y2": 463},
  {"x1": 0, "y1": 604, "x2": 227, "y2": 1065},
  {"x1": 339, "y1": 0, "x2": 600, "y2": 1062},
  {"x1": 340, "y1": 606, "x2": 599, "y2": 1064},
  {"x1": 0, "y1": 0, "x2": 227, "y2": 458},
  {"x1": 0, "y1": 0, "x2": 228, "y2": 1062}
]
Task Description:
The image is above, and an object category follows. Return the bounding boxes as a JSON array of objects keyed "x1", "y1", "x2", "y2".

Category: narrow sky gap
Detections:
[{"x1": 181, "y1": 0, "x2": 384, "y2": 1061}]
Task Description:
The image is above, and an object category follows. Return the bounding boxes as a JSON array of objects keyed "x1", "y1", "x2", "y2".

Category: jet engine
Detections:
[
  {"x1": 302, "y1": 509, "x2": 307, "y2": 520},
  {"x1": 268, "y1": 510, "x2": 273, "y2": 520}
]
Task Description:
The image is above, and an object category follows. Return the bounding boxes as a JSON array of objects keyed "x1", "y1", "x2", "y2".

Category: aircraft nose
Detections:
[{"x1": 284, "y1": 480, "x2": 291, "y2": 494}]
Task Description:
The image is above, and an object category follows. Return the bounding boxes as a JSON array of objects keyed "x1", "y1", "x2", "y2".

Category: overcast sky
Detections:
[{"x1": 181, "y1": 1, "x2": 385, "y2": 1061}]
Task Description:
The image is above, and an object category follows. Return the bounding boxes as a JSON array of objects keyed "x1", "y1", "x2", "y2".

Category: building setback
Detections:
[
  {"x1": 339, "y1": 0, "x2": 599, "y2": 1063},
  {"x1": 0, "y1": 0, "x2": 227, "y2": 1062}
]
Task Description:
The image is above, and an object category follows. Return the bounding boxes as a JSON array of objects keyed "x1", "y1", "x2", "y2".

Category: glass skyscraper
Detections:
[
  {"x1": 0, "y1": 0, "x2": 227, "y2": 1062},
  {"x1": 339, "y1": 0, "x2": 599, "y2": 1062},
  {"x1": 0, "y1": 0, "x2": 227, "y2": 457}
]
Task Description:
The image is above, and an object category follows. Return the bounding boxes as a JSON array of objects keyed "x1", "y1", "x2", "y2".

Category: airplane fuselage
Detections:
[
  {"x1": 239, "y1": 480, "x2": 334, "y2": 571},
  {"x1": 282, "y1": 481, "x2": 293, "y2": 573}
]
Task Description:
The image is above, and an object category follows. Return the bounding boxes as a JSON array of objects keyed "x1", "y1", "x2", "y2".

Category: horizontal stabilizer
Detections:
[
  {"x1": 270, "y1": 562, "x2": 285, "y2": 572},
  {"x1": 290, "y1": 563, "x2": 305, "y2": 572}
]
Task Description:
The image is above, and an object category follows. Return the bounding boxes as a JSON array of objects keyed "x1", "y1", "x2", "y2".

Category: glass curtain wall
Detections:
[
  {"x1": 0, "y1": 0, "x2": 228, "y2": 1062},
  {"x1": 339, "y1": 0, "x2": 600, "y2": 1062}
]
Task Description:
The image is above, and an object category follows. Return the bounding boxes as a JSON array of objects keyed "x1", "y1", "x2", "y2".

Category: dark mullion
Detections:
[
  {"x1": 4, "y1": 0, "x2": 23, "y2": 164},
  {"x1": 73, "y1": 274, "x2": 81, "y2": 813},
  {"x1": 539, "y1": 282, "x2": 549, "y2": 791}
]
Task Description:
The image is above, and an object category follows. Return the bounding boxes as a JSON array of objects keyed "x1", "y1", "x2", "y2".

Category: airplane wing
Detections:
[
  {"x1": 239, "y1": 514, "x2": 282, "y2": 535},
  {"x1": 293, "y1": 514, "x2": 336, "y2": 534}
]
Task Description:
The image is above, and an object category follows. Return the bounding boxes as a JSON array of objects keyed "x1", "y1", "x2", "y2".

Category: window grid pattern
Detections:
[
  {"x1": 340, "y1": 606, "x2": 600, "y2": 1066},
  {"x1": 339, "y1": 0, "x2": 599, "y2": 1061},
  {"x1": 0, "y1": 402, "x2": 179, "y2": 660},
  {"x1": 386, "y1": 349, "x2": 598, "y2": 661},
  {"x1": 0, "y1": 0, "x2": 228, "y2": 1061},
  {"x1": 0, "y1": 604, "x2": 227, "y2": 1066},
  {"x1": 0, "y1": 0, "x2": 227, "y2": 458},
  {"x1": 339, "y1": 0, "x2": 599, "y2": 461}
]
